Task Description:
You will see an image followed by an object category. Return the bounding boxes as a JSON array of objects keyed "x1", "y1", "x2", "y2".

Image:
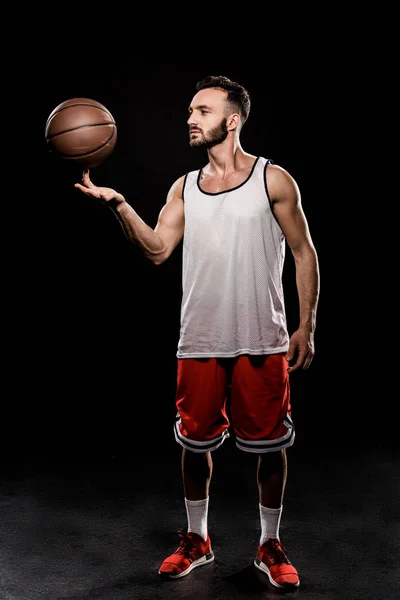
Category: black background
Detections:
[{"x1": 7, "y1": 49, "x2": 388, "y2": 466}]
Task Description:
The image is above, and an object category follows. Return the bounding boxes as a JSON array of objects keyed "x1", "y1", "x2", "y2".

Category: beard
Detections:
[{"x1": 189, "y1": 118, "x2": 229, "y2": 149}]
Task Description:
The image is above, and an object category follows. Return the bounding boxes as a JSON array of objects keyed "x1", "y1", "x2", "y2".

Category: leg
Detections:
[
  {"x1": 182, "y1": 448, "x2": 213, "y2": 500},
  {"x1": 229, "y1": 355, "x2": 299, "y2": 589},
  {"x1": 159, "y1": 358, "x2": 229, "y2": 579},
  {"x1": 158, "y1": 448, "x2": 215, "y2": 579},
  {"x1": 182, "y1": 448, "x2": 212, "y2": 541},
  {"x1": 255, "y1": 448, "x2": 299, "y2": 589},
  {"x1": 257, "y1": 449, "x2": 286, "y2": 544},
  {"x1": 257, "y1": 448, "x2": 287, "y2": 508}
]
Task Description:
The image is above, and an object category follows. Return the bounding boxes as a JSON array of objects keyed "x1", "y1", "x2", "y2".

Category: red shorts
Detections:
[{"x1": 174, "y1": 354, "x2": 295, "y2": 454}]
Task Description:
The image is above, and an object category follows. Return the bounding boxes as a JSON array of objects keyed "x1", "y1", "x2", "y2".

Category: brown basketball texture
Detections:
[{"x1": 45, "y1": 98, "x2": 117, "y2": 169}]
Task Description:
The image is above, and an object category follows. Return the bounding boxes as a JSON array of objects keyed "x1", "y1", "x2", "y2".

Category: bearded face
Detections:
[{"x1": 189, "y1": 117, "x2": 229, "y2": 149}]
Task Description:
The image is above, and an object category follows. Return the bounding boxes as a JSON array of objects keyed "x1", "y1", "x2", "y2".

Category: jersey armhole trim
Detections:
[
  {"x1": 264, "y1": 158, "x2": 274, "y2": 203},
  {"x1": 264, "y1": 158, "x2": 283, "y2": 232},
  {"x1": 182, "y1": 172, "x2": 190, "y2": 203}
]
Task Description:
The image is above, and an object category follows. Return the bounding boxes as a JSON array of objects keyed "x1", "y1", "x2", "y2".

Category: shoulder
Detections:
[
  {"x1": 264, "y1": 161, "x2": 292, "y2": 181},
  {"x1": 168, "y1": 174, "x2": 187, "y2": 196},
  {"x1": 264, "y1": 162, "x2": 300, "y2": 201}
]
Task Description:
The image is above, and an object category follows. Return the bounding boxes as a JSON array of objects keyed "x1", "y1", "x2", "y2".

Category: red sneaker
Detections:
[
  {"x1": 158, "y1": 529, "x2": 214, "y2": 579},
  {"x1": 254, "y1": 538, "x2": 300, "y2": 589}
]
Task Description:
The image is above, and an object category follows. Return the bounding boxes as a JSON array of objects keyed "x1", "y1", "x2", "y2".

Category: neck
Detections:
[{"x1": 206, "y1": 137, "x2": 250, "y2": 175}]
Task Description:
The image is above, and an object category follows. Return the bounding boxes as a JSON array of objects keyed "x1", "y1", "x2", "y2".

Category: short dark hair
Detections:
[{"x1": 195, "y1": 75, "x2": 251, "y2": 125}]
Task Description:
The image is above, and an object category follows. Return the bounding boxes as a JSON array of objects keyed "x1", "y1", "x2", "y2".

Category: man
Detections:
[{"x1": 75, "y1": 75, "x2": 320, "y2": 591}]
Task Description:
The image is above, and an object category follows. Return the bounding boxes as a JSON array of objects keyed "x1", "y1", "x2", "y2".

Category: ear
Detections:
[{"x1": 227, "y1": 113, "x2": 240, "y2": 131}]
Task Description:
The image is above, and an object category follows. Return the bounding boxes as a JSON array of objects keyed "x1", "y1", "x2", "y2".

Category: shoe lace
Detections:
[
  {"x1": 263, "y1": 538, "x2": 292, "y2": 565},
  {"x1": 175, "y1": 529, "x2": 197, "y2": 560}
]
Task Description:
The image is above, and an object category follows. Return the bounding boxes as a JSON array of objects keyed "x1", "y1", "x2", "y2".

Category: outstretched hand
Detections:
[{"x1": 74, "y1": 170, "x2": 125, "y2": 207}]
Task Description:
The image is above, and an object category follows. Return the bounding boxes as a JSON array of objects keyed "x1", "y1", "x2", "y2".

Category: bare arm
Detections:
[
  {"x1": 267, "y1": 164, "x2": 320, "y2": 372},
  {"x1": 74, "y1": 170, "x2": 185, "y2": 265}
]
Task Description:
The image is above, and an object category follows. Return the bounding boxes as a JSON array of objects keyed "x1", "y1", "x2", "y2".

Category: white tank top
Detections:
[{"x1": 177, "y1": 156, "x2": 289, "y2": 358}]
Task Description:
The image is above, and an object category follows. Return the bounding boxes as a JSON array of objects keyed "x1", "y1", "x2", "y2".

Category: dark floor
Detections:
[{"x1": 0, "y1": 439, "x2": 399, "y2": 600}]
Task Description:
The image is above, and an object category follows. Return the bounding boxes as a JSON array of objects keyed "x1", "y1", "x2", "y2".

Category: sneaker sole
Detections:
[
  {"x1": 159, "y1": 551, "x2": 215, "y2": 579},
  {"x1": 254, "y1": 558, "x2": 300, "y2": 589}
]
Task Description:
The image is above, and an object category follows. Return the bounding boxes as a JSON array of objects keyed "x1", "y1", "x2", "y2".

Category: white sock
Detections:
[
  {"x1": 259, "y1": 504, "x2": 282, "y2": 545},
  {"x1": 185, "y1": 497, "x2": 209, "y2": 541}
]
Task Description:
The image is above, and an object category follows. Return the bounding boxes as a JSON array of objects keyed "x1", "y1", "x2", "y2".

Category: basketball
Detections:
[{"x1": 45, "y1": 98, "x2": 117, "y2": 169}]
